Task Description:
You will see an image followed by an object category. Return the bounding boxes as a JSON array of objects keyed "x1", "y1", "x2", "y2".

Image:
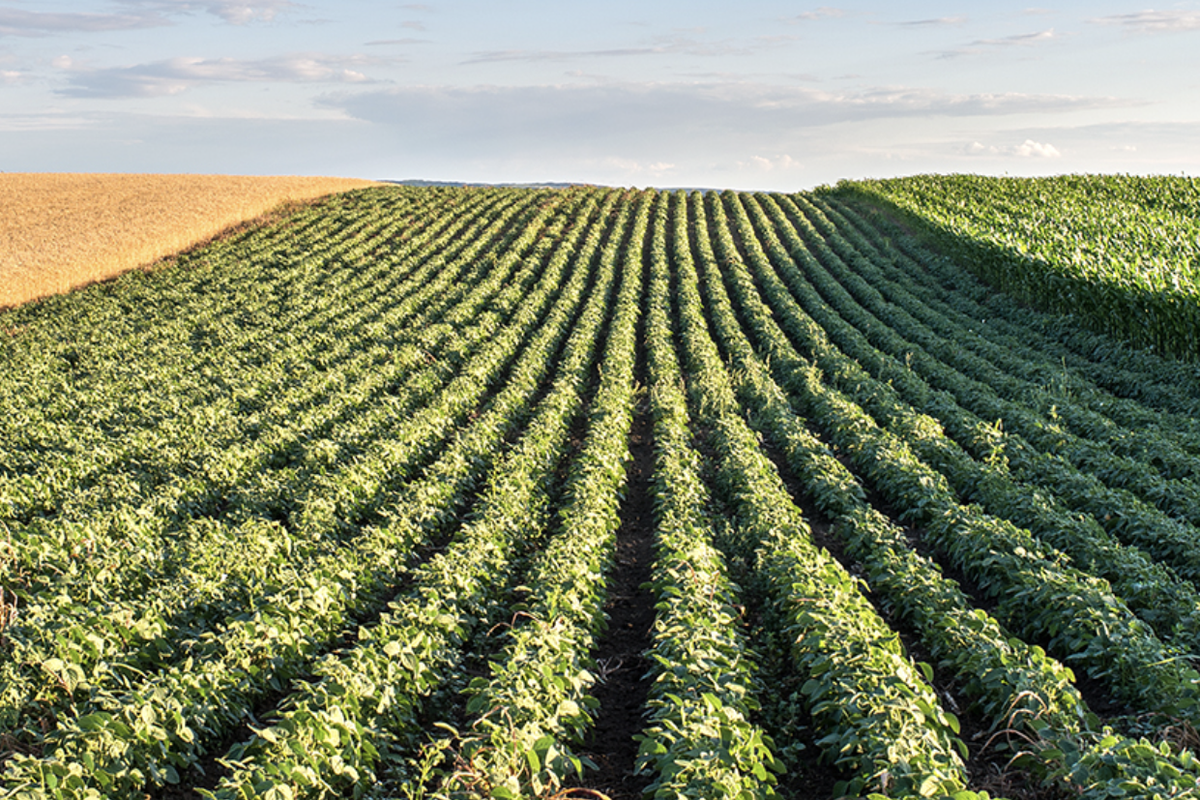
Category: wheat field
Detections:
[{"x1": 0, "y1": 173, "x2": 377, "y2": 309}]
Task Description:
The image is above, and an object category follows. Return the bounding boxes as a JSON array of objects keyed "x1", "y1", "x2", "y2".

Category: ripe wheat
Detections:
[{"x1": 0, "y1": 172, "x2": 376, "y2": 309}]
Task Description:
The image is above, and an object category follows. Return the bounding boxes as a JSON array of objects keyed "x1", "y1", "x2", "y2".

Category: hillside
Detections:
[{"x1": 2, "y1": 184, "x2": 1199, "y2": 799}]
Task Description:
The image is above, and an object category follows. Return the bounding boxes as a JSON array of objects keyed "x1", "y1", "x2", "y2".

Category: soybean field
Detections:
[{"x1": 3, "y1": 183, "x2": 1200, "y2": 800}]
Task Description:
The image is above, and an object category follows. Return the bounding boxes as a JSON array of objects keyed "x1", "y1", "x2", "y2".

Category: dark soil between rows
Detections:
[{"x1": 569, "y1": 392, "x2": 656, "y2": 800}]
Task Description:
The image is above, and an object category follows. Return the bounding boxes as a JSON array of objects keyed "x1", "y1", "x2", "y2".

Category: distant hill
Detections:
[
  {"x1": 384, "y1": 179, "x2": 592, "y2": 189},
  {"x1": 384, "y1": 179, "x2": 726, "y2": 193}
]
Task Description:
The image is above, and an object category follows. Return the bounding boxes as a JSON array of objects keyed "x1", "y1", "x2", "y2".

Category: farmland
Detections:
[
  {"x1": 0, "y1": 174, "x2": 377, "y2": 310},
  {"x1": 2, "y1": 181, "x2": 1200, "y2": 799},
  {"x1": 835, "y1": 175, "x2": 1200, "y2": 361}
]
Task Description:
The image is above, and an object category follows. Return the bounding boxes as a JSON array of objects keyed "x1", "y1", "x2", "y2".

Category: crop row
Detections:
[
  {"x1": 415, "y1": 190, "x2": 647, "y2": 799},
  {"x1": 636, "y1": 193, "x2": 781, "y2": 798},
  {"x1": 2, "y1": 188, "x2": 564, "y2": 697},
  {"x1": 697, "y1": 188, "x2": 1200, "y2": 796},
  {"x1": 3, "y1": 184, "x2": 1200, "y2": 798},
  {"x1": 1, "y1": 187, "x2": 621, "y2": 797},
  {"x1": 671, "y1": 191, "x2": 974, "y2": 798},
  {"x1": 204, "y1": 186, "x2": 629, "y2": 800},
  {"x1": 814, "y1": 191, "x2": 1200, "y2": 420},
  {"x1": 779, "y1": 193, "x2": 1200, "y2": 539},
  {"x1": 816, "y1": 194, "x2": 1200, "y2": 448},
  {"x1": 739, "y1": 193, "x2": 1200, "y2": 647},
  {"x1": 831, "y1": 175, "x2": 1200, "y2": 359},
  {"x1": 0, "y1": 188, "x2": 598, "y2": 748}
]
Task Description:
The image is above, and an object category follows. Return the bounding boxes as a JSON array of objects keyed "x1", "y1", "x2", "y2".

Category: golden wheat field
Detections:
[{"x1": 0, "y1": 173, "x2": 378, "y2": 309}]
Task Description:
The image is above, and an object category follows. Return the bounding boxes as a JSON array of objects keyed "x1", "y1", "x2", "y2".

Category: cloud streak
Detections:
[
  {"x1": 319, "y1": 81, "x2": 1134, "y2": 148},
  {"x1": 1090, "y1": 10, "x2": 1200, "y2": 34},
  {"x1": 932, "y1": 27, "x2": 1057, "y2": 58},
  {"x1": 56, "y1": 53, "x2": 386, "y2": 98},
  {"x1": 0, "y1": 7, "x2": 168, "y2": 37},
  {"x1": 124, "y1": 1, "x2": 299, "y2": 25},
  {"x1": 739, "y1": 153, "x2": 802, "y2": 171},
  {"x1": 200, "y1": 0, "x2": 297, "y2": 24},
  {"x1": 792, "y1": 7, "x2": 847, "y2": 21},
  {"x1": 965, "y1": 138, "x2": 1062, "y2": 157},
  {"x1": 971, "y1": 28, "x2": 1056, "y2": 46},
  {"x1": 0, "y1": 0, "x2": 299, "y2": 37},
  {"x1": 365, "y1": 38, "x2": 428, "y2": 46},
  {"x1": 463, "y1": 35, "x2": 778, "y2": 64},
  {"x1": 0, "y1": 110, "x2": 96, "y2": 131},
  {"x1": 898, "y1": 17, "x2": 968, "y2": 27}
]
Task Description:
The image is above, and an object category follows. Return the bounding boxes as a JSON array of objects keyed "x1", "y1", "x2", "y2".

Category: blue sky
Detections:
[{"x1": 2, "y1": 1, "x2": 1199, "y2": 189}]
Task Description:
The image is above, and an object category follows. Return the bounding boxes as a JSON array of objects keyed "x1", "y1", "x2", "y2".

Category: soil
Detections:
[
  {"x1": 746, "y1": 439, "x2": 852, "y2": 799},
  {"x1": 569, "y1": 392, "x2": 657, "y2": 800}
]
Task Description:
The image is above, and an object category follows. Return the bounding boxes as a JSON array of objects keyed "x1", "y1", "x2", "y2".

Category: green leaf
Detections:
[{"x1": 918, "y1": 775, "x2": 944, "y2": 797}]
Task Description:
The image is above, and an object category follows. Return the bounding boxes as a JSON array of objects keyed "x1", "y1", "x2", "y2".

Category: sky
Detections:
[{"x1": 2, "y1": 1, "x2": 1199, "y2": 189}]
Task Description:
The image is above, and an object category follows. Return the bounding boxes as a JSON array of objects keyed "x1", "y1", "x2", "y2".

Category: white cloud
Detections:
[
  {"x1": 313, "y1": 82, "x2": 1128, "y2": 175},
  {"x1": 463, "y1": 35, "x2": 777, "y2": 64},
  {"x1": 57, "y1": 53, "x2": 384, "y2": 98},
  {"x1": 898, "y1": 17, "x2": 968, "y2": 27},
  {"x1": 741, "y1": 154, "x2": 801, "y2": 171},
  {"x1": 1014, "y1": 139, "x2": 1060, "y2": 157},
  {"x1": 934, "y1": 28, "x2": 1058, "y2": 58},
  {"x1": 0, "y1": 7, "x2": 168, "y2": 36},
  {"x1": 203, "y1": 1, "x2": 295, "y2": 24},
  {"x1": 0, "y1": 111, "x2": 95, "y2": 131},
  {"x1": 793, "y1": 7, "x2": 847, "y2": 21},
  {"x1": 2, "y1": 68, "x2": 22, "y2": 83},
  {"x1": 123, "y1": 1, "x2": 298, "y2": 25},
  {"x1": 1006, "y1": 120, "x2": 1200, "y2": 150},
  {"x1": 813, "y1": 84, "x2": 1127, "y2": 117},
  {"x1": 365, "y1": 38, "x2": 427, "y2": 46},
  {"x1": 0, "y1": 1, "x2": 298, "y2": 36},
  {"x1": 594, "y1": 157, "x2": 676, "y2": 179},
  {"x1": 1090, "y1": 10, "x2": 1200, "y2": 33},
  {"x1": 964, "y1": 138, "x2": 1062, "y2": 157},
  {"x1": 971, "y1": 28, "x2": 1057, "y2": 46}
]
